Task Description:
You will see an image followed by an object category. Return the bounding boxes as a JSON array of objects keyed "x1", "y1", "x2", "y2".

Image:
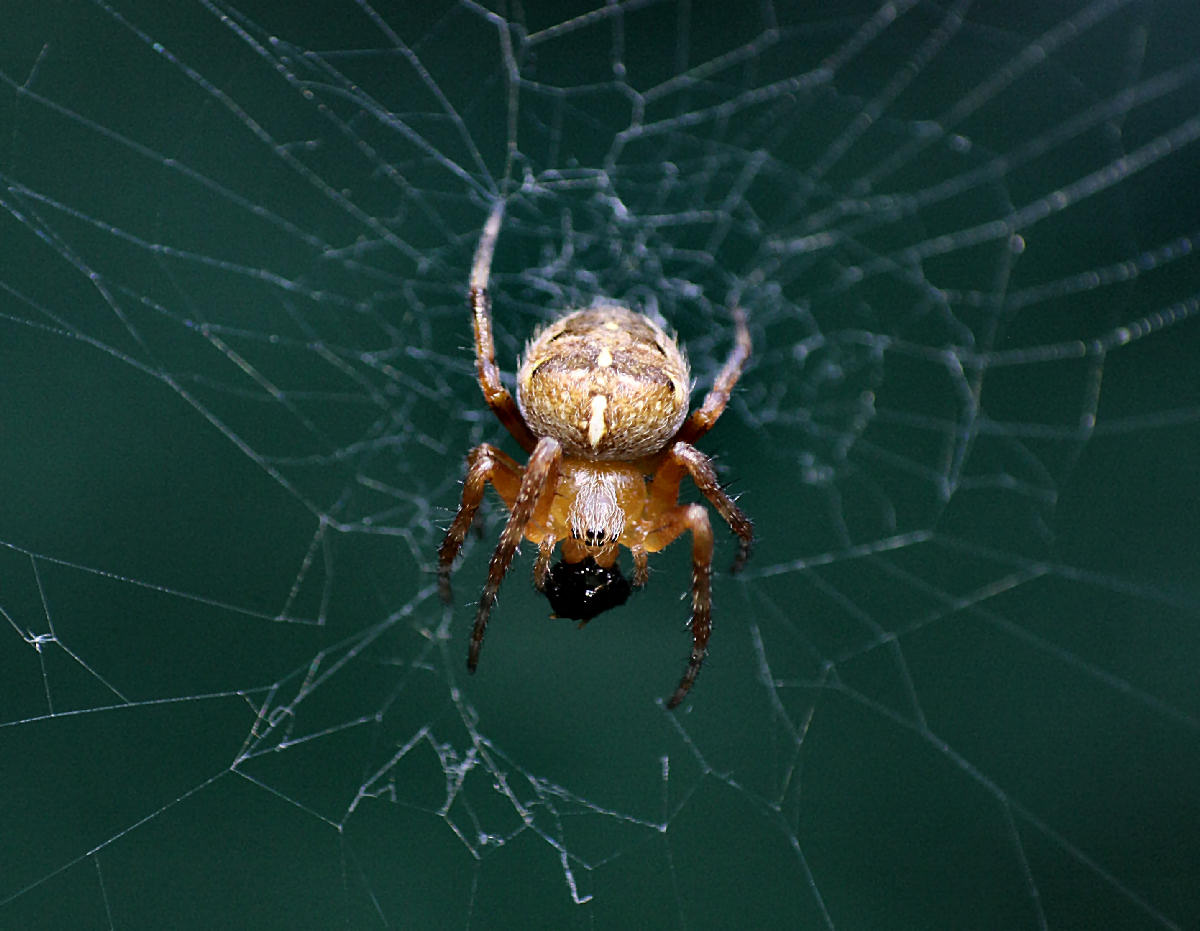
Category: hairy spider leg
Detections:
[
  {"x1": 468, "y1": 436, "x2": 563, "y2": 672},
  {"x1": 533, "y1": 537, "x2": 556, "y2": 591},
  {"x1": 674, "y1": 307, "x2": 751, "y2": 446},
  {"x1": 641, "y1": 503, "x2": 715, "y2": 708},
  {"x1": 638, "y1": 441, "x2": 753, "y2": 706},
  {"x1": 437, "y1": 443, "x2": 523, "y2": 603},
  {"x1": 469, "y1": 200, "x2": 538, "y2": 453},
  {"x1": 630, "y1": 543, "x2": 649, "y2": 587},
  {"x1": 649, "y1": 441, "x2": 754, "y2": 572}
]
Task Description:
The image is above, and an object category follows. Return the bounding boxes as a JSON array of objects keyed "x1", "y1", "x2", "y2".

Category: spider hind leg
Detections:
[{"x1": 643, "y1": 503, "x2": 715, "y2": 709}]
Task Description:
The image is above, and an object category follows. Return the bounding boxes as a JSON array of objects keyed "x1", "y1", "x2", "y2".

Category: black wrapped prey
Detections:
[{"x1": 543, "y1": 556, "x2": 631, "y2": 621}]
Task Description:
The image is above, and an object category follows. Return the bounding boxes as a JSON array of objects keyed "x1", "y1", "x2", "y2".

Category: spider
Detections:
[{"x1": 438, "y1": 203, "x2": 754, "y2": 708}]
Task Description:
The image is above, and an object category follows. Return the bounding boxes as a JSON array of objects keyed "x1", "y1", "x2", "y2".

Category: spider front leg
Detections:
[
  {"x1": 674, "y1": 307, "x2": 751, "y2": 446},
  {"x1": 468, "y1": 201, "x2": 538, "y2": 452},
  {"x1": 469, "y1": 436, "x2": 562, "y2": 673},
  {"x1": 438, "y1": 444, "x2": 523, "y2": 603},
  {"x1": 645, "y1": 503, "x2": 715, "y2": 709}
]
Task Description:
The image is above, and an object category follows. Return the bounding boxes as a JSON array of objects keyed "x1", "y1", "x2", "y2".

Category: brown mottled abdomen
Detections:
[{"x1": 516, "y1": 304, "x2": 690, "y2": 459}]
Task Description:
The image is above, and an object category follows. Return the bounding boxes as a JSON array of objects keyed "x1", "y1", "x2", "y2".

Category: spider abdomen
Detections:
[{"x1": 516, "y1": 304, "x2": 690, "y2": 459}]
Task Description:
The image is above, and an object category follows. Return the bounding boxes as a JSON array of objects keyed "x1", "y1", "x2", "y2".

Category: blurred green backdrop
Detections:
[{"x1": 1, "y1": 2, "x2": 1198, "y2": 929}]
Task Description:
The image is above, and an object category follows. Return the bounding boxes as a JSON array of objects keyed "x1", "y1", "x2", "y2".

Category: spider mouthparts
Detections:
[{"x1": 543, "y1": 556, "x2": 631, "y2": 622}]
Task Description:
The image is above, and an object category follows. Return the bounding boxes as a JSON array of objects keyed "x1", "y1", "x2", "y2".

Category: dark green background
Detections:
[{"x1": 2, "y1": 2, "x2": 1198, "y2": 928}]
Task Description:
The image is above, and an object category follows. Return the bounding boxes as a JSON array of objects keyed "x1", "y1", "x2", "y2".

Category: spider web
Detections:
[{"x1": 2, "y1": 0, "x2": 1198, "y2": 927}]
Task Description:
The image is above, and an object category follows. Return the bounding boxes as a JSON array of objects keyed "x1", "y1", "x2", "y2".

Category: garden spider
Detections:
[{"x1": 438, "y1": 202, "x2": 753, "y2": 708}]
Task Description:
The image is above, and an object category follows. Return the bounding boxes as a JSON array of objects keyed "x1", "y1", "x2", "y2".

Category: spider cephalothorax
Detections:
[{"x1": 438, "y1": 202, "x2": 753, "y2": 708}]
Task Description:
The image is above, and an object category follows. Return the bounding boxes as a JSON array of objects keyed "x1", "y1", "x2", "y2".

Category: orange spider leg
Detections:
[
  {"x1": 630, "y1": 544, "x2": 649, "y2": 587},
  {"x1": 531, "y1": 505, "x2": 564, "y2": 591},
  {"x1": 649, "y1": 442, "x2": 754, "y2": 572},
  {"x1": 533, "y1": 538, "x2": 557, "y2": 591},
  {"x1": 674, "y1": 307, "x2": 751, "y2": 446},
  {"x1": 642, "y1": 503, "x2": 714, "y2": 708},
  {"x1": 438, "y1": 443, "x2": 523, "y2": 603},
  {"x1": 468, "y1": 436, "x2": 563, "y2": 672},
  {"x1": 469, "y1": 202, "x2": 538, "y2": 453}
]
